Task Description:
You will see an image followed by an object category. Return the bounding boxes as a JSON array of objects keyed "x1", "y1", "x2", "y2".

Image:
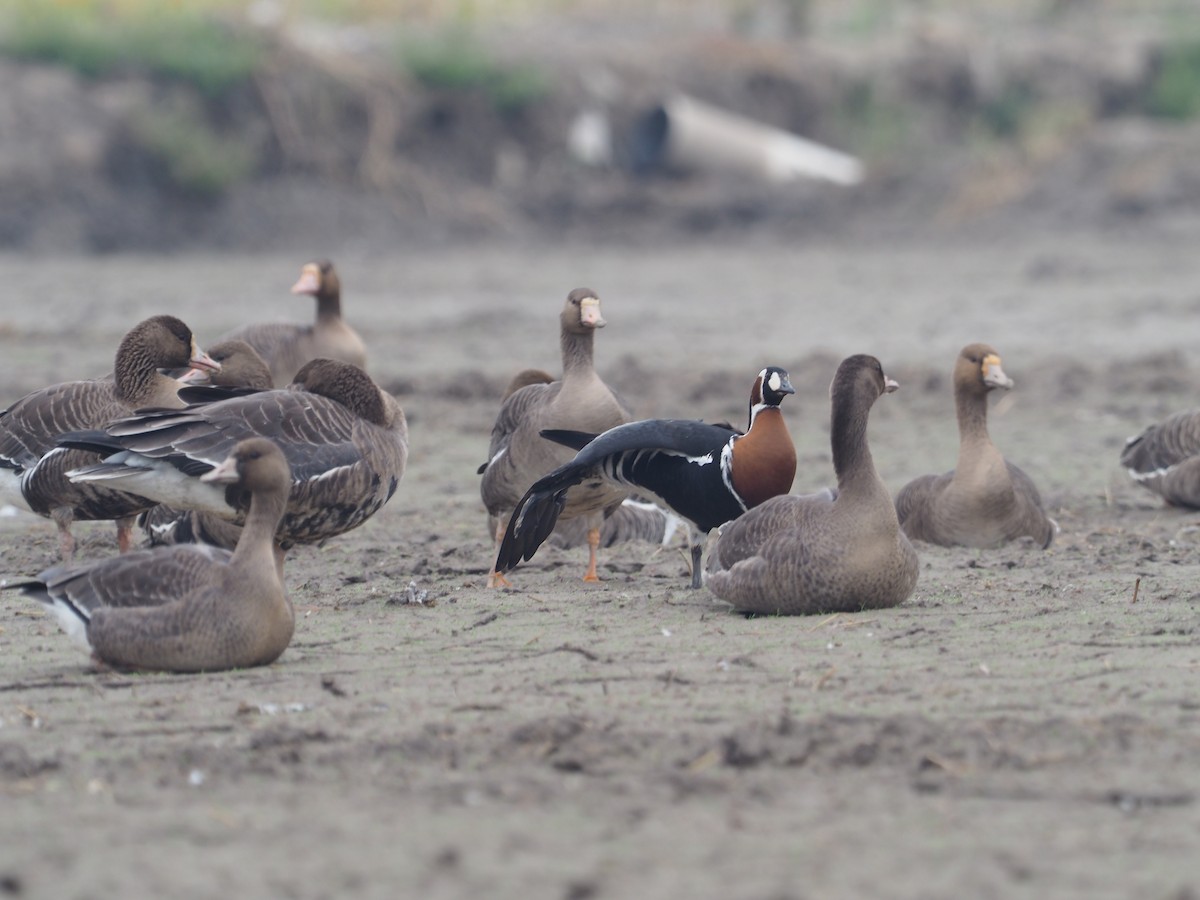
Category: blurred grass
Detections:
[
  {"x1": 397, "y1": 27, "x2": 550, "y2": 112},
  {"x1": 0, "y1": 0, "x2": 263, "y2": 95},
  {"x1": 130, "y1": 100, "x2": 259, "y2": 195}
]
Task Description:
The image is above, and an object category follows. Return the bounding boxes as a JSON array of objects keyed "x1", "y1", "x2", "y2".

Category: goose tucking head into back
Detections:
[{"x1": 0, "y1": 314, "x2": 220, "y2": 559}]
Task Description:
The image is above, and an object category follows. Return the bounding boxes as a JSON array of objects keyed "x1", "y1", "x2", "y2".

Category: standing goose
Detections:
[
  {"x1": 494, "y1": 366, "x2": 798, "y2": 589},
  {"x1": 219, "y1": 260, "x2": 367, "y2": 387},
  {"x1": 480, "y1": 288, "x2": 631, "y2": 586},
  {"x1": 706, "y1": 355, "x2": 918, "y2": 615},
  {"x1": 0, "y1": 315, "x2": 220, "y2": 559},
  {"x1": 61, "y1": 359, "x2": 407, "y2": 549},
  {"x1": 895, "y1": 343, "x2": 1056, "y2": 548},
  {"x1": 1120, "y1": 407, "x2": 1200, "y2": 508},
  {"x1": 6, "y1": 438, "x2": 294, "y2": 672}
]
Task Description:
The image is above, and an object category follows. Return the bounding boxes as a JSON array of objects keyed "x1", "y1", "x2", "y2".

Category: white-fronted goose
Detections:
[
  {"x1": 895, "y1": 343, "x2": 1056, "y2": 549},
  {"x1": 1120, "y1": 407, "x2": 1200, "y2": 508},
  {"x1": 219, "y1": 260, "x2": 366, "y2": 388},
  {"x1": 0, "y1": 315, "x2": 220, "y2": 559},
  {"x1": 61, "y1": 359, "x2": 407, "y2": 549},
  {"x1": 179, "y1": 339, "x2": 274, "y2": 392},
  {"x1": 6, "y1": 438, "x2": 293, "y2": 672},
  {"x1": 495, "y1": 366, "x2": 798, "y2": 589},
  {"x1": 706, "y1": 355, "x2": 918, "y2": 615},
  {"x1": 480, "y1": 288, "x2": 631, "y2": 585}
]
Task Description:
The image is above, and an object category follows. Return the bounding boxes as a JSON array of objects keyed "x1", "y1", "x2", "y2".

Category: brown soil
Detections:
[{"x1": 1, "y1": 234, "x2": 1199, "y2": 898}]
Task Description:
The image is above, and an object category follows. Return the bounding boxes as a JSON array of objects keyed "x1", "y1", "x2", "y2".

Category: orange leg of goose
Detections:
[
  {"x1": 488, "y1": 519, "x2": 512, "y2": 588},
  {"x1": 583, "y1": 526, "x2": 601, "y2": 582},
  {"x1": 51, "y1": 508, "x2": 75, "y2": 560},
  {"x1": 117, "y1": 517, "x2": 136, "y2": 554}
]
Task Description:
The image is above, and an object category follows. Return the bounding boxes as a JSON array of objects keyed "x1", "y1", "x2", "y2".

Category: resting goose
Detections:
[
  {"x1": 706, "y1": 355, "x2": 918, "y2": 615},
  {"x1": 494, "y1": 366, "x2": 798, "y2": 589},
  {"x1": 895, "y1": 343, "x2": 1056, "y2": 548},
  {"x1": 61, "y1": 359, "x2": 407, "y2": 549},
  {"x1": 0, "y1": 315, "x2": 220, "y2": 559},
  {"x1": 1120, "y1": 407, "x2": 1200, "y2": 508},
  {"x1": 6, "y1": 438, "x2": 293, "y2": 672},
  {"x1": 480, "y1": 288, "x2": 631, "y2": 585},
  {"x1": 141, "y1": 339, "x2": 275, "y2": 547},
  {"x1": 219, "y1": 260, "x2": 367, "y2": 387},
  {"x1": 179, "y1": 339, "x2": 274, "y2": 392}
]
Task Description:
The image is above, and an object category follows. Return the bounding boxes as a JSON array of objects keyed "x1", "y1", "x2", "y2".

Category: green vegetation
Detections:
[
  {"x1": 0, "y1": 1, "x2": 262, "y2": 96},
  {"x1": 1145, "y1": 36, "x2": 1200, "y2": 119},
  {"x1": 398, "y1": 28, "x2": 550, "y2": 113},
  {"x1": 130, "y1": 102, "x2": 258, "y2": 196}
]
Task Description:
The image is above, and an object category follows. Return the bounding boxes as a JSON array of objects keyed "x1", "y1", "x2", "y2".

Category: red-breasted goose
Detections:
[
  {"x1": 494, "y1": 365, "x2": 797, "y2": 589},
  {"x1": 706, "y1": 355, "x2": 918, "y2": 615},
  {"x1": 60, "y1": 359, "x2": 406, "y2": 550},
  {"x1": 219, "y1": 260, "x2": 367, "y2": 387},
  {"x1": 895, "y1": 343, "x2": 1056, "y2": 548},
  {"x1": 0, "y1": 315, "x2": 220, "y2": 559},
  {"x1": 480, "y1": 288, "x2": 631, "y2": 586},
  {"x1": 1120, "y1": 404, "x2": 1200, "y2": 508},
  {"x1": 6, "y1": 438, "x2": 294, "y2": 672}
]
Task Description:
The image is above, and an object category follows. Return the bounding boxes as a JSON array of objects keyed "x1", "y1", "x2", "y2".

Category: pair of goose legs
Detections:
[{"x1": 487, "y1": 522, "x2": 705, "y2": 589}]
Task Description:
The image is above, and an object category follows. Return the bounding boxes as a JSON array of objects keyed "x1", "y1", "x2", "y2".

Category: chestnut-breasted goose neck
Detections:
[
  {"x1": 830, "y1": 355, "x2": 895, "y2": 489},
  {"x1": 730, "y1": 367, "x2": 797, "y2": 509},
  {"x1": 293, "y1": 260, "x2": 342, "y2": 322}
]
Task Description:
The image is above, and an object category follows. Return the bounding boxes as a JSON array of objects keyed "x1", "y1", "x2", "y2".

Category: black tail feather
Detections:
[
  {"x1": 56, "y1": 429, "x2": 128, "y2": 456},
  {"x1": 540, "y1": 429, "x2": 598, "y2": 452}
]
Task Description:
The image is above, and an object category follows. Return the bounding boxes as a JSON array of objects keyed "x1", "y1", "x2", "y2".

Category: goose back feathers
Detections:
[
  {"x1": 495, "y1": 366, "x2": 797, "y2": 588},
  {"x1": 1120, "y1": 408, "x2": 1200, "y2": 507},
  {"x1": 62, "y1": 359, "x2": 407, "y2": 548},
  {"x1": 6, "y1": 438, "x2": 294, "y2": 672},
  {"x1": 894, "y1": 343, "x2": 1055, "y2": 548},
  {"x1": 219, "y1": 260, "x2": 367, "y2": 387},
  {"x1": 0, "y1": 315, "x2": 220, "y2": 558},
  {"x1": 706, "y1": 355, "x2": 918, "y2": 615}
]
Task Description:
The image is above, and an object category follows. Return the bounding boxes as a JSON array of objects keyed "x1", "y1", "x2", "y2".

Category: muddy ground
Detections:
[{"x1": 1, "y1": 230, "x2": 1199, "y2": 898}]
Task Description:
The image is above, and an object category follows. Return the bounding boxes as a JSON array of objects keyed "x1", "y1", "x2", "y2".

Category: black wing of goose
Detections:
[{"x1": 496, "y1": 418, "x2": 739, "y2": 573}]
